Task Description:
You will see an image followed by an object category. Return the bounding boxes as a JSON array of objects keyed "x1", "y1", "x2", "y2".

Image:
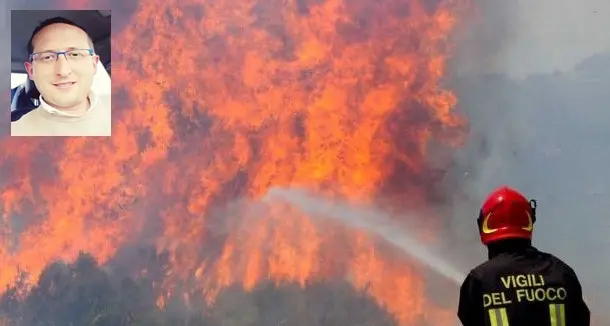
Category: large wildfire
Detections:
[{"x1": 1, "y1": 0, "x2": 471, "y2": 324}]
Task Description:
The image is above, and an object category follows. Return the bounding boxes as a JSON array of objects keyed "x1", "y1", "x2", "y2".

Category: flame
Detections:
[{"x1": 1, "y1": 0, "x2": 469, "y2": 324}]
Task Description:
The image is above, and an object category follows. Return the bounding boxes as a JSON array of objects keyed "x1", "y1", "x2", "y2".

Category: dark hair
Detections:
[{"x1": 27, "y1": 16, "x2": 94, "y2": 55}]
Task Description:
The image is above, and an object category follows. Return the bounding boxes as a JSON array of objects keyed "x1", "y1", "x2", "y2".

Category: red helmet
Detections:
[{"x1": 477, "y1": 186, "x2": 537, "y2": 245}]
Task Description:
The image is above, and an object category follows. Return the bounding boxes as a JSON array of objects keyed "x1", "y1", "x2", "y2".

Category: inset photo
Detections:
[{"x1": 10, "y1": 10, "x2": 111, "y2": 137}]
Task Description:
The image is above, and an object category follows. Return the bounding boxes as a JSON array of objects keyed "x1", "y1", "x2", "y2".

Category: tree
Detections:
[{"x1": 0, "y1": 252, "x2": 398, "y2": 326}]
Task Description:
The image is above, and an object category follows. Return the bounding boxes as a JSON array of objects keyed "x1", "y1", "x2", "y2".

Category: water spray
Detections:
[{"x1": 264, "y1": 187, "x2": 467, "y2": 285}]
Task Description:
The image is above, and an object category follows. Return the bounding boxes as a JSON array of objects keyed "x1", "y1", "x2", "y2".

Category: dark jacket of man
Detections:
[{"x1": 458, "y1": 239, "x2": 590, "y2": 326}]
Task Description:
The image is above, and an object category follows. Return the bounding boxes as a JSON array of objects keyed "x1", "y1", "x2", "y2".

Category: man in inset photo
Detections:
[{"x1": 11, "y1": 14, "x2": 111, "y2": 137}]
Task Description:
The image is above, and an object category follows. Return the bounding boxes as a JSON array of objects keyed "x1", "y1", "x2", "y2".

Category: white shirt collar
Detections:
[{"x1": 39, "y1": 90, "x2": 99, "y2": 117}]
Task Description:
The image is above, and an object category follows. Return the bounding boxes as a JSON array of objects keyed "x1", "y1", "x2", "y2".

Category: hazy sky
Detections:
[{"x1": 456, "y1": 0, "x2": 610, "y2": 78}]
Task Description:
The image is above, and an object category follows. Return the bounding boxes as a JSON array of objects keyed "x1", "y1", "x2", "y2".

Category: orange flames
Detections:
[{"x1": 1, "y1": 0, "x2": 468, "y2": 324}]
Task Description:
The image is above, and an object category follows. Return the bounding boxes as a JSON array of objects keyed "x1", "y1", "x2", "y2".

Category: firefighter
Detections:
[{"x1": 457, "y1": 186, "x2": 590, "y2": 326}]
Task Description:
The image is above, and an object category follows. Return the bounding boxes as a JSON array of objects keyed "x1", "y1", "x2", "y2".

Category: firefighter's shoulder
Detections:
[
  {"x1": 466, "y1": 260, "x2": 492, "y2": 280},
  {"x1": 474, "y1": 247, "x2": 580, "y2": 285},
  {"x1": 467, "y1": 253, "x2": 515, "y2": 280},
  {"x1": 459, "y1": 260, "x2": 490, "y2": 291},
  {"x1": 535, "y1": 249, "x2": 581, "y2": 280}
]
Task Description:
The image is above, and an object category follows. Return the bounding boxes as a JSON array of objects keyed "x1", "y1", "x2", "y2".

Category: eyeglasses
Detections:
[{"x1": 30, "y1": 49, "x2": 94, "y2": 63}]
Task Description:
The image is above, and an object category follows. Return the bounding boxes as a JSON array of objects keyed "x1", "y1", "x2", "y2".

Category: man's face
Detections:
[{"x1": 24, "y1": 23, "x2": 98, "y2": 110}]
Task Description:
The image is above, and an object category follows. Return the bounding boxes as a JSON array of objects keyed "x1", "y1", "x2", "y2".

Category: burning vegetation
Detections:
[{"x1": 1, "y1": 0, "x2": 470, "y2": 324}]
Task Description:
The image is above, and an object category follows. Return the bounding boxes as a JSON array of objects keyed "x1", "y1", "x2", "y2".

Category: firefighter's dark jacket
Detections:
[{"x1": 458, "y1": 241, "x2": 590, "y2": 326}]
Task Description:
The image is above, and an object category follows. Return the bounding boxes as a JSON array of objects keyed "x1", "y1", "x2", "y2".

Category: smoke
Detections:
[
  {"x1": 447, "y1": 0, "x2": 610, "y2": 318},
  {"x1": 453, "y1": 0, "x2": 610, "y2": 78}
]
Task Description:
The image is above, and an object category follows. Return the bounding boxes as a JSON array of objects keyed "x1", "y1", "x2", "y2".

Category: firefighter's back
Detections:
[{"x1": 472, "y1": 246, "x2": 589, "y2": 326}]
